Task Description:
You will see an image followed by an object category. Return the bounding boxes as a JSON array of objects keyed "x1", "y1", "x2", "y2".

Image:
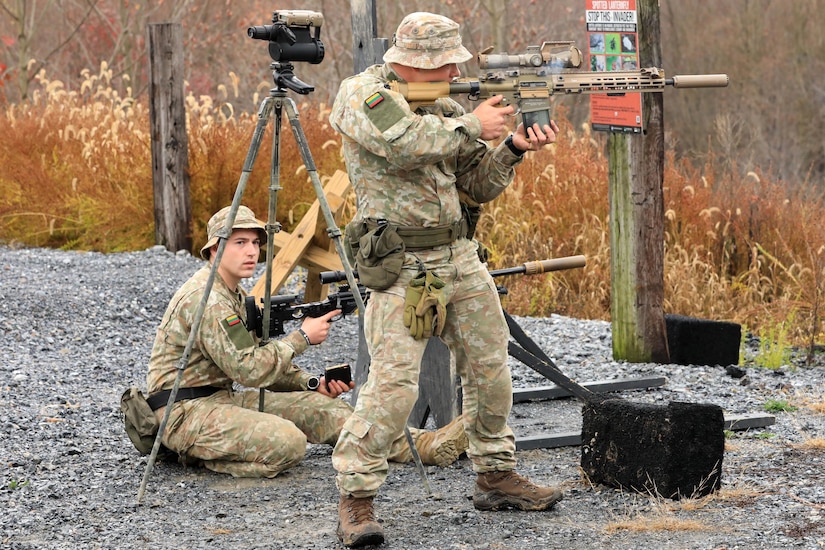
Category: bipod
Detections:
[
  {"x1": 137, "y1": 62, "x2": 429, "y2": 504},
  {"x1": 504, "y1": 311, "x2": 598, "y2": 403}
]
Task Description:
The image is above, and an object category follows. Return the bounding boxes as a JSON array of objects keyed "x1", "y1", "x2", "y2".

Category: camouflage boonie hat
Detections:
[
  {"x1": 200, "y1": 205, "x2": 266, "y2": 259},
  {"x1": 383, "y1": 12, "x2": 472, "y2": 70}
]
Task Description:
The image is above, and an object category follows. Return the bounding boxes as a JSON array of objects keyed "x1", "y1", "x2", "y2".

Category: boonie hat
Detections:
[
  {"x1": 383, "y1": 12, "x2": 472, "y2": 70},
  {"x1": 200, "y1": 205, "x2": 266, "y2": 260}
]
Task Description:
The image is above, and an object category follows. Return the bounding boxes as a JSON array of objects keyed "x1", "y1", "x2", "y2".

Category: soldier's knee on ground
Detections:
[{"x1": 259, "y1": 422, "x2": 308, "y2": 473}]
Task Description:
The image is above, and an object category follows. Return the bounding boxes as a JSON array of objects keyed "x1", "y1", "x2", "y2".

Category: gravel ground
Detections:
[{"x1": 1, "y1": 245, "x2": 824, "y2": 549}]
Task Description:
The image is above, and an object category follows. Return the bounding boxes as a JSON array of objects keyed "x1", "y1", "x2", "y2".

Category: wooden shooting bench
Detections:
[{"x1": 250, "y1": 170, "x2": 349, "y2": 302}]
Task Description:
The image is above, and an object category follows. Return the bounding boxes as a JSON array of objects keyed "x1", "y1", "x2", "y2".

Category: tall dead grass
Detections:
[
  {"x1": 2, "y1": 67, "x2": 824, "y2": 350},
  {"x1": 0, "y1": 64, "x2": 338, "y2": 252}
]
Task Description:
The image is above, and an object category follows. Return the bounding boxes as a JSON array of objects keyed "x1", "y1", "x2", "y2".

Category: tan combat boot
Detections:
[
  {"x1": 413, "y1": 414, "x2": 469, "y2": 467},
  {"x1": 473, "y1": 470, "x2": 564, "y2": 511},
  {"x1": 337, "y1": 495, "x2": 384, "y2": 548}
]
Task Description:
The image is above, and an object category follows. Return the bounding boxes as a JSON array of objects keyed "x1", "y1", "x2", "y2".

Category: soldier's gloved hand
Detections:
[
  {"x1": 403, "y1": 272, "x2": 428, "y2": 339},
  {"x1": 415, "y1": 271, "x2": 447, "y2": 338}
]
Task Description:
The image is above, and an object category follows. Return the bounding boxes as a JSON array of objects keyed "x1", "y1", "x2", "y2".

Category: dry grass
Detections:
[
  {"x1": 604, "y1": 515, "x2": 709, "y2": 534},
  {"x1": 603, "y1": 491, "x2": 716, "y2": 534},
  {"x1": 789, "y1": 390, "x2": 825, "y2": 415},
  {"x1": 3, "y1": 67, "x2": 825, "y2": 351},
  {"x1": 795, "y1": 438, "x2": 825, "y2": 450}
]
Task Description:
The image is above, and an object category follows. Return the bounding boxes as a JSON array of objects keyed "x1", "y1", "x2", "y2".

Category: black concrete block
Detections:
[
  {"x1": 580, "y1": 398, "x2": 724, "y2": 499},
  {"x1": 665, "y1": 314, "x2": 741, "y2": 366}
]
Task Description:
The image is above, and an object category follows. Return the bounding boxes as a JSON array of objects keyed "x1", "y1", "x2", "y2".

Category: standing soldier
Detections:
[{"x1": 329, "y1": 12, "x2": 564, "y2": 548}]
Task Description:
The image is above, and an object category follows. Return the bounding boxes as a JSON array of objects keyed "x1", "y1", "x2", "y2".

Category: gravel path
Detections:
[{"x1": 1, "y1": 245, "x2": 824, "y2": 549}]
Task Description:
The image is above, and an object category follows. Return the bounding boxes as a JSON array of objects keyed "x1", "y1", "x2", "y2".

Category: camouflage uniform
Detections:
[
  {"x1": 329, "y1": 17, "x2": 527, "y2": 497},
  {"x1": 147, "y1": 205, "x2": 442, "y2": 478}
]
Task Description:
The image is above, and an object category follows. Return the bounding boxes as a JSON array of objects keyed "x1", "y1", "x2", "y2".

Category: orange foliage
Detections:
[{"x1": 2, "y1": 67, "x2": 824, "y2": 348}]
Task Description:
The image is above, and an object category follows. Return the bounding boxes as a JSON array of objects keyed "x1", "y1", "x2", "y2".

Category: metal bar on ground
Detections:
[
  {"x1": 512, "y1": 376, "x2": 667, "y2": 403},
  {"x1": 514, "y1": 414, "x2": 776, "y2": 450}
]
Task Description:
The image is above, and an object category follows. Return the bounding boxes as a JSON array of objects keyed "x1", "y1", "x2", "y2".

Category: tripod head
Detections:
[{"x1": 270, "y1": 62, "x2": 315, "y2": 95}]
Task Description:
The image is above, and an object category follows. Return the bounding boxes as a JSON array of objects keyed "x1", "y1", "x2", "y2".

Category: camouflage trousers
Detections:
[
  {"x1": 333, "y1": 239, "x2": 516, "y2": 497},
  {"x1": 155, "y1": 388, "x2": 421, "y2": 478}
]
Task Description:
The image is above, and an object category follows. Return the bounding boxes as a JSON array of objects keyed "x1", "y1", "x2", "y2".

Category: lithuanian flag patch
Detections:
[
  {"x1": 225, "y1": 314, "x2": 241, "y2": 326},
  {"x1": 365, "y1": 92, "x2": 385, "y2": 109}
]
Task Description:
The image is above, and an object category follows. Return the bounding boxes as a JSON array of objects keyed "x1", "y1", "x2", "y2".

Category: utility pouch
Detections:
[
  {"x1": 120, "y1": 387, "x2": 159, "y2": 455},
  {"x1": 353, "y1": 222, "x2": 406, "y2": 291}
]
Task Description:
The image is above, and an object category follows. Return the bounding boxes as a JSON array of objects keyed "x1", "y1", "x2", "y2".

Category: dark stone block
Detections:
[
  {"x1": 665, "y1": 314, "x2": 741, "y2": 366},
  {"x1": 580, "y1": 398, "x2": 724, "y2": 499}
]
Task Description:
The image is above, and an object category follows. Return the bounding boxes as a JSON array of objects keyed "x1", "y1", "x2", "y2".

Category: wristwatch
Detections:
[
  {"x1": 306, "y1": 376, "x2": 321, "y2": 391},
  {"x1": 504, "y1": 134, "x2": 526, "y2": 156}
]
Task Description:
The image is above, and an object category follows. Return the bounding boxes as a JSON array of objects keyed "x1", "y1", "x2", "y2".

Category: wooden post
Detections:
[
  {"x1": 349, "y1": 0, "x2": 388, "y2": 73},
  {"x1": 147, "y1": 22, "x2": 192, "y2": 253},
  {"x1": 608, "y1": 0, "x2": 669, "y2": 363}
]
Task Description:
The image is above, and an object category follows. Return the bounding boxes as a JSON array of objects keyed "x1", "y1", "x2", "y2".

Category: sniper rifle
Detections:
[
  {"x1": 387, "y1": 41, "x2": 729, "y2": 129},
  {"x1": 253, "y1": 256, "x2": 587, "y2": 339},
  {"x1": 319, "y1": 255, "x2": 587, "y2": 285}
]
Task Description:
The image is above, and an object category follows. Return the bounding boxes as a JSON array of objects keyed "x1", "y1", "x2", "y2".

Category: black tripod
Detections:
[{"x1": 138, "y1": 62, "x2": 430, "y2": 502}]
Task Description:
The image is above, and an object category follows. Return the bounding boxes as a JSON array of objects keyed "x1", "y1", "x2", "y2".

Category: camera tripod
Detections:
[{"x1": 137, "y1": 62, "x2": 431, "y2": 503}]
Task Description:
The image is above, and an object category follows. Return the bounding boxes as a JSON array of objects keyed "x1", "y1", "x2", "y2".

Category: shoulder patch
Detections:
[
  {"x1": 362, "y1": 90, "x2": 407, "y2": 134},
  {"x1": 221, "y1": 314, "x2": 255, "y2": 350}
]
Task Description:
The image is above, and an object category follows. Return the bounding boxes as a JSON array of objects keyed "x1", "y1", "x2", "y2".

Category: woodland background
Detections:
[{"x1": 2, "y1": 0, "x2": 825, "y2": 360}]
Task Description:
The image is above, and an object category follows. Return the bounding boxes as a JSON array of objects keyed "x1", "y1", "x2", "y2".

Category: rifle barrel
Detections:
[
  {"x1": 668, "y1": 74, "x2": 729, "y2": 88},
  {"x1": 489, "y1": 255, "x2": 586, "y2": 278}
]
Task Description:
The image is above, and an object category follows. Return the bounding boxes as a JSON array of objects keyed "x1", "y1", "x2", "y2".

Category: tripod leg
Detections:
[
  {"x1": 258, "y1": 96, "x2": 286, "y2": 412},
  {"x1": 282, "y1": 98, "x2": 432, "y2": 495},
  {"x1": 137, "y1": 97, "x2": 275, "y2": 504}
]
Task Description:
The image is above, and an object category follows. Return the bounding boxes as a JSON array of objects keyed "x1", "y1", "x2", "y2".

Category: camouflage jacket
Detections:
[
  {"x1": 147, "y1": 265, "x2": 312, "y2": 393},
  {"x1": 329, "y1": 63, "x2": 524, "y2": 228}
]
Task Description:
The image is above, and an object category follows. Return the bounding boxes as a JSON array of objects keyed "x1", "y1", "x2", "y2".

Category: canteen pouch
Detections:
[{"x1": 351, "y1": 222, "x2": 405, "y2": 291}]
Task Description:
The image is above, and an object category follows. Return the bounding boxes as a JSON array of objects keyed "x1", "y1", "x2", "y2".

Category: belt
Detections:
[
  {"x1": 146, "y1": 386, "x2": 223, "y2": 411},
  {"x1": 366, "y1": 219, "x2": 468, "y2": 250}
]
